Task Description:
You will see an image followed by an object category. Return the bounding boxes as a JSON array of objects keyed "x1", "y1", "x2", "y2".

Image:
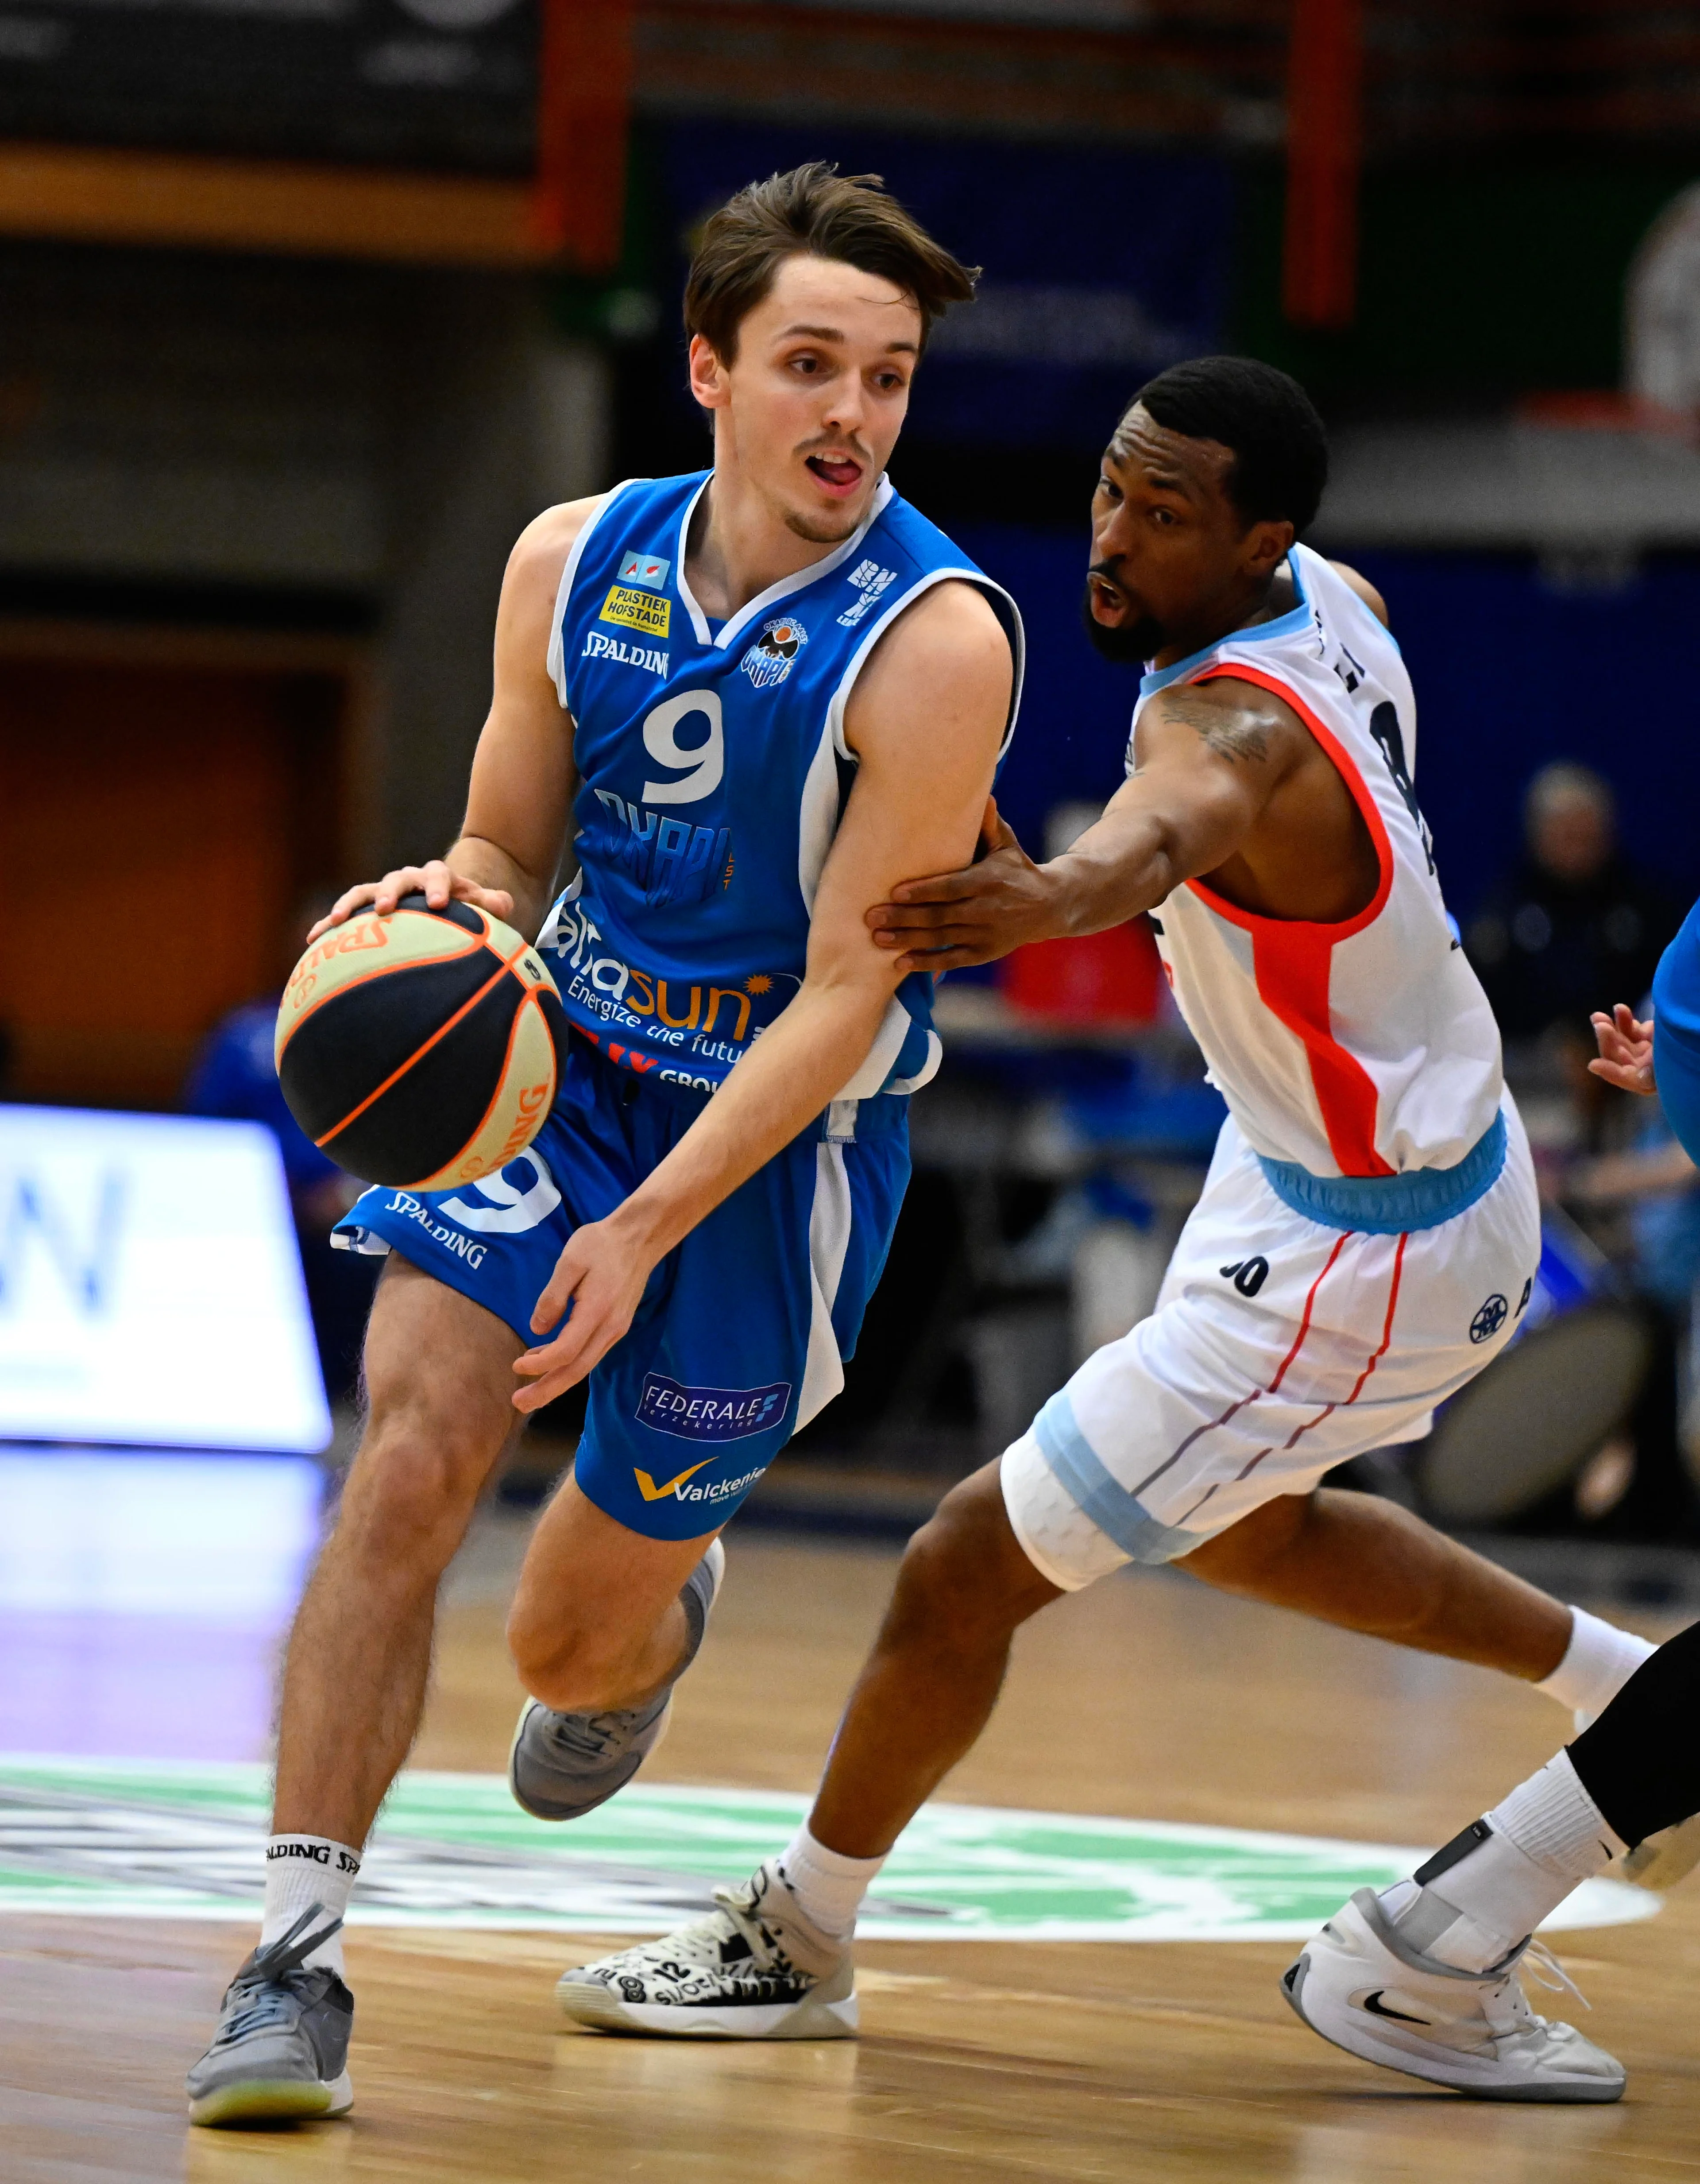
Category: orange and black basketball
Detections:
[{"x1": 275, "y1": 892, "x2": 568, "y2": 1190}]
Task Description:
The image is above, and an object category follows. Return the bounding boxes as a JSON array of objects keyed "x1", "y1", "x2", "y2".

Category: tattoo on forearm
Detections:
[{"x1": 1163, "y1": 691, "x2": 1270, "y2": 763}]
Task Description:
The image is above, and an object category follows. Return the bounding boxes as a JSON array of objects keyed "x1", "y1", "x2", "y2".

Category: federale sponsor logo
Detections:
[{"x1": 635, "y1": 1372, "x2": 791, "y2": 1443}]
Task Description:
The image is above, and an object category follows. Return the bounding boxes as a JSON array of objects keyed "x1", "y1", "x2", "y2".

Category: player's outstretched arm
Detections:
[
  {"x1": 866, "y1": 678, "x2": 1303, "y2": 972},
  {"x1": 1588, "y1": 1003, "x2": 1656, "y2": 1096},
  {"x1": 307, "y1": 497, "x2": 599, "y2": 946},
  {"x1": 510, "y1": 580, "x2": 1013, "y2": 1410}
]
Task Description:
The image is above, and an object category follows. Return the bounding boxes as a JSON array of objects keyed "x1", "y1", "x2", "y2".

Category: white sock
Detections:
[
  {"x1": 1536, "y1": 1607, "x2": 1656, "y2": 1723},
  {"x1": 262, "y1": 1835, "x2": 361, "y2": 1978},
  {"x1": 777, "y1": 1823, "x2": 885, "y2": 1942},
  {"x1": 1379, "y1": 1753, "x2": 1625, "y2": 1974}
]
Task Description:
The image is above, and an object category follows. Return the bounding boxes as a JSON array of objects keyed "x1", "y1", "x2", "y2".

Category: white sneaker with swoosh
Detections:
[{"x1": 1281, "y1": 1888, "x2": 1624, "y2": 2102}]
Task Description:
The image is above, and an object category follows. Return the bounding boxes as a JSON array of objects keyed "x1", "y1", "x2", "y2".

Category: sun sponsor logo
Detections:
[{"x1": 539, "y1": 900, "x2": 792, "y2": 1071}]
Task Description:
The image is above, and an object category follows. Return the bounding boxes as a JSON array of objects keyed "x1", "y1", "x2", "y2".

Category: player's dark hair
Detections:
[
  {"x1": 1127, "y1": 356, "x2": 1329, "y2": 534},
  {"x1": 684, "y1": 163, "x2": 979, "y2": 363}
]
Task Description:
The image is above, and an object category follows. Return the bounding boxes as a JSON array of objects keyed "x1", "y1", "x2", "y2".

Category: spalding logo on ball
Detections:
[{"x1": 275, "y1": 892, "x2": 568, "y2": 1189}]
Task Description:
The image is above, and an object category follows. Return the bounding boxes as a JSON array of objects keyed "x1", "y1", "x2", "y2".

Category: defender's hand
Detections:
[
  {"x1": 1588, "y1": 1003, "x2": 1657, "y2": 1096},
  {"x1": 511, "y1": 1218, "x2": 653, "y2": 1411},
  {"x1": 865, "y1": 798, "x2": 1059, "y2": 972},
  {"x1": 307, "y1": 861, "x2": 516, "y2": 943}
]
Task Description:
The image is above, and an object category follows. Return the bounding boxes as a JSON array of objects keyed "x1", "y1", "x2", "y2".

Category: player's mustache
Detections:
[
  {"x1": 797, "y1": 433, "x2": 874, "y2": 467},
  {"x1": 1086, "y1": 560, "x2": 1130, "y2": 607}
]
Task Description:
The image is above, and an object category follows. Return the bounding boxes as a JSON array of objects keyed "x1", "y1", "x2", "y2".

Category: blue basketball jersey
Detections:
[{"x1": 539, "y1": 471, "x2": 1023, "y2": 1096}]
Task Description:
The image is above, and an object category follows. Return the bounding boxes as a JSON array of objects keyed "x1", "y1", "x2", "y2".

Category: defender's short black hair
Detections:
[{"x1": 1125, "y1": 356, "x2": 1329, "y2": 534}]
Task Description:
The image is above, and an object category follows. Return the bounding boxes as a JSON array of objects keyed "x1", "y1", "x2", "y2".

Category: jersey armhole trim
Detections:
[
  {"x1": 825, "y1": 567, "x2": 1025, "y2": 764},
  {"x1": 1182, "y1": 663, "x2": 1395, "y2": 943},
  {"x1": 547, "y1": 478, "x2": 650, "y2": 711}
]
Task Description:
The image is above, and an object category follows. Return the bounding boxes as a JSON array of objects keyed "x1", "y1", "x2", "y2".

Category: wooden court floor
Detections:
[{"x1": 7, "y1": 1519, "x2": 1700, "y2": 2183}]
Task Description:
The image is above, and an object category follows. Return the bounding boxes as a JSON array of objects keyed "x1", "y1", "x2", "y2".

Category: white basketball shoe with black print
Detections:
[
  {"x1": 557, "y1": 1859, "x2": 856, "y2": 2038},
  {"x1": 1282, "y1": 1887, "x2": 1623, "y2": 2102}
]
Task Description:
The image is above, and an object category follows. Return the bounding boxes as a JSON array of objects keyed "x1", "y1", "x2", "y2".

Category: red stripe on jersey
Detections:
[
  {"x1": 1187, "y1": 1230, "x2": 1407, "y2": 1521},
  {"x1": 1342, "y1": 1230, "x2": 1408, "y2": 1406},
  {"x1": 1182, "y1": 663, "x2": 1396, "y2": 1177},
  {"x1": 1267, "y1": 1229, "x2": 1351, "y2": 1393}
]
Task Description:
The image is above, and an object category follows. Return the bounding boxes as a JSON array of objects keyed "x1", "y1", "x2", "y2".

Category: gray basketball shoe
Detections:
[
  {"x1": 185, "y1": 1906, "x2": 354, "y2": 2127},
  {"x1": 510, "y1": 1537, "x2": 725, "y2": 1823},
  {"x1": 559, "y1": 1857, "x2": 856, "y2": 2037},
  {"x1": 1281, "y1": 1887, "x2": 1624, "y2": 2102}
]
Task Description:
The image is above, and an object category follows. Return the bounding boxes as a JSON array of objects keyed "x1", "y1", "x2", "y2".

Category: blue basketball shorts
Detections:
[{"x1": 333, "y1": 1038, "x2": 910, "y2": 1540}]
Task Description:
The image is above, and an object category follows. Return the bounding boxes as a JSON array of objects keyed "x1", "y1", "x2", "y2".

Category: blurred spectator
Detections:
[
  {"x1": 183, "y1": 903, "x2": 377, "y2": 1402},
  {"x1": 1567, "y1": 1110, "x2": 1700, "y2": 1531},
  {"x1": 1467, "y1": 763, "x2": 1678, "y2": 1047}
]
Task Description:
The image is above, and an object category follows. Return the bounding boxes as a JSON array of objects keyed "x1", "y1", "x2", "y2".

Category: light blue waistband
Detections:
[{"x1": 1256, "y1": 1110, "x2": 1507, "y2": 1235}]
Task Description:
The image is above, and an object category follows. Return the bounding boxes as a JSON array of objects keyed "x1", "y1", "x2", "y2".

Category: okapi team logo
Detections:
[{"x1": 742, "y1": 616, "x2": 808, "y2": 690}]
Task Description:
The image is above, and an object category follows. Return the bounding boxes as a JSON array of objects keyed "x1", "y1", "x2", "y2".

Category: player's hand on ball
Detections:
[
  {"x1": 511, "y1": 1221, "x2": 650, "y2": 1411},
  {"x1": 307, "y1": 861, "x2": 516, "y2": 942},
  {"x1": 1588, "y1": 1003, "x2": 1657, "y2": 1096},
  {"x1": 866, "y1": 797, "x2": 1057, "y2": 972}
]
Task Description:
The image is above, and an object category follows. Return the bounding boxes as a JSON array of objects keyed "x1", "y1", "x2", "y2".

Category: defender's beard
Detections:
[{"x1": 1081, "y1": 580, "x2": 1163, "y2": 666}]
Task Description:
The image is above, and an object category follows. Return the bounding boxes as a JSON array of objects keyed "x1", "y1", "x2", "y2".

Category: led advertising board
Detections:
[
  {"x1": 0, "y1": 0, "x2": 538, "y2": 174},
  {"x1": 0, "y1": 1105, "x2": 331, "y2": 1454}
]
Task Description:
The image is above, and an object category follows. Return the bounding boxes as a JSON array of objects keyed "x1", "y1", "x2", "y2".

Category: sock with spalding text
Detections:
[{"x1": 261, "y1": 1834, "x2": 361, "y2": 1977}]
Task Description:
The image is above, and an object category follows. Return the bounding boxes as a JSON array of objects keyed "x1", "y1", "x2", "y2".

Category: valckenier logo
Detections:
[{"x1": 0, "y1": 1758, "x2": 1658, "y2": 1944}]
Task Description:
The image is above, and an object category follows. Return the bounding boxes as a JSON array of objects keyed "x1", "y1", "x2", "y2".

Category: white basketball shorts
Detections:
[{"x1": 1001, "y1": 1098, "x2": 1540, "y2": 1589}]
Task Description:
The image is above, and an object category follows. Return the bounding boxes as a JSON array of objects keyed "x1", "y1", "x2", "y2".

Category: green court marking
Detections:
[{"x1": 0, "y1": 1756, "x2": 1658, "y2": 1944}]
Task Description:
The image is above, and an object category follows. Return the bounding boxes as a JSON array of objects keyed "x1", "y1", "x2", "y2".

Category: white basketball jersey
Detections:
[{"x1": 1137, "y1": 544, "x2": 1503, "y2": 1179}]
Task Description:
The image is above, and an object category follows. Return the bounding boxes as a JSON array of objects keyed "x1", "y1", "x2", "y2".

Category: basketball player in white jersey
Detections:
[{"x1": 556, "y1": 356, "x2": 1656, "y2": 2043}]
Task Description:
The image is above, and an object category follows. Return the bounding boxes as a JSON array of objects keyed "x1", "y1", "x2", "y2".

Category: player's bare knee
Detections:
[
  {"x1": 1178, "y1": 1492, "x2": 1311, "y2": 1588},
  {"x1": 506, "y1": 1605, "x2": 633, "y2": 1712},
  {"x1": 335, "y1": 1402, "x2": 502, "y2": 1577},
  {"x1": 892, "y1": 1466, "x2": 1042, "y2": 1644}
]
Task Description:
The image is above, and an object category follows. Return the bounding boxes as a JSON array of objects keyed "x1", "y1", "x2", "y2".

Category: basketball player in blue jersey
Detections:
[{"x1": 185, "y1": 163, "x2": 1022, "y2": 2128}]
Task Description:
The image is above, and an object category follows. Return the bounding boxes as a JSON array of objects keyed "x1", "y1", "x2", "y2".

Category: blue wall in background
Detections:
[
  {"x1": 661, "y1": 122, "x2": 1231, "y2": 451},
  {"x1": 949, "y1": 531, "x2": 1700, "y2": 919},
  {"x1": 1348, "y1": 551, "x2": 1700, "y2": 916}
]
